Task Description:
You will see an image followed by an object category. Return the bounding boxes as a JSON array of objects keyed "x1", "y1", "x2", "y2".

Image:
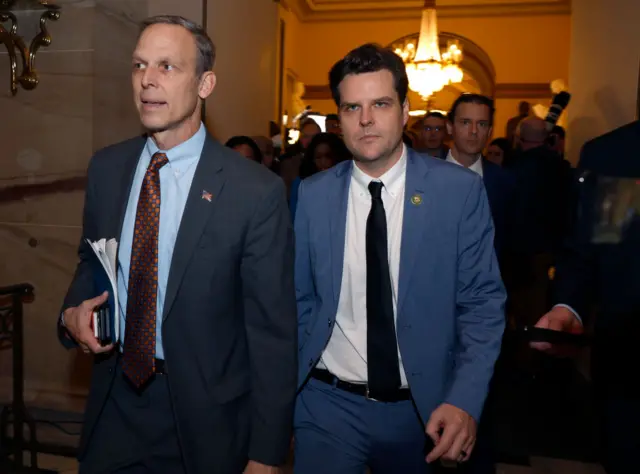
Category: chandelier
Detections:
[{"x1": 394, "y1": 0, "x2": 463, "y2": 99}]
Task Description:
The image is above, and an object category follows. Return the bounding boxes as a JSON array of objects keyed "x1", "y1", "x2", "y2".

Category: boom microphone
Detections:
[{"x1": 545, "y1": 91, "x2": 571, "y2": 131}]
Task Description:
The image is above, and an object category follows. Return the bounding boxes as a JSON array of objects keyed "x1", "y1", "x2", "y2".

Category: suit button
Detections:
[
  {"x1": 308, "y1": 359, "x2": 314, "y2": 367},
  {"x1": 328, "y1": 319, "x2": 333, "y2": 327}
]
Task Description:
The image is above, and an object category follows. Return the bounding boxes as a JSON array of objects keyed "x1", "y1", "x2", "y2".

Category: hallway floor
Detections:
[
  {"x1": 10, "y1": 453, "x2": 606, "y2": 474},
  {"x1": 2, "y1": 342, "x2": 606, "y2": 473}
]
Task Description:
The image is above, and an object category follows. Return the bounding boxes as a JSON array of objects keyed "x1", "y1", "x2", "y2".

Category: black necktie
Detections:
[{"x1": 366, "y1": 181, "x2": 401, "y2": 398}]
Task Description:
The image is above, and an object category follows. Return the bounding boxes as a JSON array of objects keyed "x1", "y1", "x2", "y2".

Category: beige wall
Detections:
[
  {"x1": 566, "y1": 0, "x2": 640, "y2": 164},
  {"x1": 205, "y1": 0, "x2": 279, "y2": 142}
]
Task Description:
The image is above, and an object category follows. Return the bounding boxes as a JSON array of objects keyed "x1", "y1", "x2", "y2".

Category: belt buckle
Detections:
[{"x1": 365, "y1": 386, "x2": 379, "y2": 402}]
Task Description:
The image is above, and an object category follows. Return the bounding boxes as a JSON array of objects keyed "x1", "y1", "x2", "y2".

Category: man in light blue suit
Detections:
[{"x1": 294, "y1": 43, "x2": 506, "y2": 473}]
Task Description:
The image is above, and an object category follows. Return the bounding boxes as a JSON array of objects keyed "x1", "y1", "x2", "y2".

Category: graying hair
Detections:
[{"x1": 139, "y1": 15, "x2": 215, "y2": 77}]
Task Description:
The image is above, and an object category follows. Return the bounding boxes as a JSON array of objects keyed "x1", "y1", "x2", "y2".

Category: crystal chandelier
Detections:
[{"x1": 394, "y1": 0, "x2": 463, "y2": 99}]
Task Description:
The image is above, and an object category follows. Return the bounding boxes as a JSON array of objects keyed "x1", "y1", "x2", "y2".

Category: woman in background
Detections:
[
  {"x1": 486, "y1": 137, "x2": 511, "y2": 167},
  {"x1": 225, "y1": 135, "x2": 263, "y2": 163},
  {"x1": 290, "y1": 132, "x2": 351, "y2": 221}
]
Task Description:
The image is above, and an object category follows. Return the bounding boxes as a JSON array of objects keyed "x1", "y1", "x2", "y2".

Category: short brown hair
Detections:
[
  {"x1": 448, "y1": 93, "x2": 495, "y2": 125},
  {"x1": 329, "y1": 43, "x2": 408, "y2": 107},
  {"x1": 140, "y1": 15, "x2": 215, "y2": 77}
]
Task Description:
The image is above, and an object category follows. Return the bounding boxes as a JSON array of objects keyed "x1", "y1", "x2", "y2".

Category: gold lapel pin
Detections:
[{"x1": 411, "y1": 194, "x2": 423, "y2": 205}]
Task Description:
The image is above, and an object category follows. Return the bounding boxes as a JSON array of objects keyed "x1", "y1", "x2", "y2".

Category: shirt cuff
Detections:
[
  {"x1": 60, "y1": 311, "x2": 66, "y2": 327},
  {"x1": 553, "y1": 304, "x2": 583, "y2": 325}
]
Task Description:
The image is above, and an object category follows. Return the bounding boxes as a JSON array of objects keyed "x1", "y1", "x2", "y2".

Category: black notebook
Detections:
[{"x1": 86, "y1": 238, "x2": 119, "y2": 346}]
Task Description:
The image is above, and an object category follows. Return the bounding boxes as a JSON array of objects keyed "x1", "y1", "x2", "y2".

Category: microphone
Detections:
[{"x1": 545, "y1": 91, "x2": 571, "y2": 131}]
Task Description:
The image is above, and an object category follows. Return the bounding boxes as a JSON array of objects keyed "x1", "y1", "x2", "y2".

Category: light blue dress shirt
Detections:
[{"x1": 117, "y1": 123, "x2": 206, "y2": 359}]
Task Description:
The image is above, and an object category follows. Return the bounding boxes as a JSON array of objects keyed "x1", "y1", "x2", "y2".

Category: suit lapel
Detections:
[
  {"x1": 481, "y1": 158, "x2": 501, "y2": 209},
  {"x1": 481, "y1": 158, "x2": 496, "y2": 188},
  {"x1": 162, "y1": 135, "x2": 226, "y2": 321},
  {"x1": 397, "y1": 150, "x2": 432, "y2": 317},
  {"x1": 329, "y1": 161, "x2": 352, "y2": 304},
  {"x1": 115, "y1": 138, "x2": 146, "y2": 260}
]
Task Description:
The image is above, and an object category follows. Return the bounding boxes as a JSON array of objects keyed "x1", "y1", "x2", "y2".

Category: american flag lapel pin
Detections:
[{"x1": 201, "y1": 190, "x2": 213, "y2": 202}]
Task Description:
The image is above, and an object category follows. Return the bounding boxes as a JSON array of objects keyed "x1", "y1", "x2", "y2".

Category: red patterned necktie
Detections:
[{"x1": 122, "y1": 152, "x2": 168, "y2": 388}]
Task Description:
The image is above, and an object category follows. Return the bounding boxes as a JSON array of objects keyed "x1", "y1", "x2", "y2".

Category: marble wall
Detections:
[{"x1": 0, "y1": 0, "x2": 204, "y2": 409}]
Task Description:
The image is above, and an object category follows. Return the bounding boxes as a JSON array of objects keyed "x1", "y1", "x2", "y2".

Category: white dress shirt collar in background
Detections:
[{"x1": 446, "y1": 149, "x2": 484, "y2": 177}]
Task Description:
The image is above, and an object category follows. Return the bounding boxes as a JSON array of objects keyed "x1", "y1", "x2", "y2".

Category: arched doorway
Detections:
[{"x1": 388, "y1": 32, "x2": 496, "y2": 115}]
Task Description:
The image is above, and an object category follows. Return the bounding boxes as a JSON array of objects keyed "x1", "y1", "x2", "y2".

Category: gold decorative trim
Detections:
[
  {"x1": 0, "y1": 3, "x2": 61, "y2": 95},
  {"x1": 287, "y1": 0, "x2": 570, "y2": 22},
  {"x1": 302, "y1": 83, "x2": 553, "y2": 101}
]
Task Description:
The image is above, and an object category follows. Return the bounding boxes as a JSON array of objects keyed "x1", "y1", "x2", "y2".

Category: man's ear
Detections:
[
  {"x1": 198, "y1": 71, "x2": 216, "y2": 100},
  {"x1": 402, "y1": 99, "x2": 410, "y2": 127}
]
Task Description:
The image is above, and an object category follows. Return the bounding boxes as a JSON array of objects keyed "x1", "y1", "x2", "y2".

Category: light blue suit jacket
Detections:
[{"x1": 294, "y1": 149, "x2": 506, "y2": 422}]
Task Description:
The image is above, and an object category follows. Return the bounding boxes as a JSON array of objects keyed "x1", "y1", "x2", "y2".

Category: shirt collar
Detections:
[
  {"x1": 145, "y1": 122, "x2": 207, "y2": 166},
  {"x1": 446, "y1": 149, "x2": 484, "y2": 177},
  {"x1": 351, "y1": 144, "x2": 407, "y2": 198}
]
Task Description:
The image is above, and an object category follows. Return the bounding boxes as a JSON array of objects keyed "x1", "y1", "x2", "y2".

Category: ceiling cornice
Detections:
[
  {"x1": 286, "y1": 0, "x2": 571, "y2": 22},
  {"x1": 277, "y1": 0, "x2": 312, "y2": 19}
]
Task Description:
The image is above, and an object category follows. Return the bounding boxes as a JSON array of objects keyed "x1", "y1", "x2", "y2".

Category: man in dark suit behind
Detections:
[
  {"x1": 532, "y1": 120, "x2": 640, "y2": 474},
  {"x1": 443, "y1": 93, "x2": 515, "y2": 260},
  {"x1": 443, "y1": 93, "x2": 515, "y2": 474},
  {"x1": 58, "y1": 16, "x2": 296, "y2": 474}
]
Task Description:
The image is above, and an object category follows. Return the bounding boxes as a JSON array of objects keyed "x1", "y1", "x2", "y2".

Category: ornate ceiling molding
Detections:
[{"x1": 282, "y1": 0, "x2": 571, "y2": 22}]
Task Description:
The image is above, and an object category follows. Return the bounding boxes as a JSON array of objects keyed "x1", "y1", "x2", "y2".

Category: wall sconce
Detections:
[{"x1": 0, "y1": 0, "x2": 60, "y2": 95}]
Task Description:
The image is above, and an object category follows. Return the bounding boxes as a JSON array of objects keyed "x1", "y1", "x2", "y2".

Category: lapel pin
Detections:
[
  {"x1": 411, "y1": 194, "x2": 423, "y2": 206},
  {"x1": 201, "y1": 190, "x2": 213, "y2": 202}
]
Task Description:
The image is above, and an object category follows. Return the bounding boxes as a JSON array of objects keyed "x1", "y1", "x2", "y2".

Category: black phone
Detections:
[
  {"x1": 516, "y1": 325, "x2": 590, "y2": 347},
  {"x1": 93, "y1": 305, "x2": 114, "y2": 346}
]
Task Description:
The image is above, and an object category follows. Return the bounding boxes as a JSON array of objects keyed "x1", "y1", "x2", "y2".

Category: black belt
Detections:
[
  {"x1": 310, "y1": 368, "x2": 411, "y2": 402},
  {"x1": 116, "y1": 352, "x2": 167, "y2": 376}
]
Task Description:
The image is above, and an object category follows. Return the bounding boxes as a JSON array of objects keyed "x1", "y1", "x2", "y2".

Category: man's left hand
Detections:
[
  {"x1": 425, "y1": 403, "x2": 476, "y2": 464},
  {"x1": 243, "y1": 460, "x2": 282, "y2": 474}
]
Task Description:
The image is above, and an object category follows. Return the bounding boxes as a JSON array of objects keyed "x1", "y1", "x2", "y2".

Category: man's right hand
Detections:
[
  {"x1": 530, "y1": 306, "x2": 583, "y2": 355},
  {"x1": 62, "y1": 291, "x2": 114, "y2": 354}
]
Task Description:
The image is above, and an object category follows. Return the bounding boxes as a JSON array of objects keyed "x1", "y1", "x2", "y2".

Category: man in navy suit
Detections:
[
  {"x1": 59, "y1": 16, "x2": 295, "y2": 474},
  {"x1": 444, "y1": 93, "x2": 515, "y2": 261},
  {"x1": 293, "y1": 43, "x2": 506, "y2": 473},
  {"x1": 444, "y1": 93, "x2": 516, "y2": 474}
]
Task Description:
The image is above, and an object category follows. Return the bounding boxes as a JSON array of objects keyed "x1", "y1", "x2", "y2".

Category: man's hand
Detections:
[
  {"x1": 62, "y1": 291, "x2": 114, "y2": 354},
  {"x1": 426, "y1": 403, "x2": 476, "y2": 464},
  {"x1": 530, "y1": 306, "x2": 583, "y2": 355},
  {"x1": 243, "y1": 460, "x2": 281, "y2": 474}
]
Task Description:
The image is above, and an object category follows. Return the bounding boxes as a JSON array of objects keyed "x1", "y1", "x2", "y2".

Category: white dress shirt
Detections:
[
  {"x1": 446, "y1": 149, "x2": 484, "y2": 177},
  {"x1": 318, "y1": 146, "x2": 409, "y2": 387}
]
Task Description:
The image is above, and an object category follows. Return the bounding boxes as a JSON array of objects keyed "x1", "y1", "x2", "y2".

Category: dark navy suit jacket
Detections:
[{"x1": 481, "y1": 158, "x2": 516, "y2": 257}]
